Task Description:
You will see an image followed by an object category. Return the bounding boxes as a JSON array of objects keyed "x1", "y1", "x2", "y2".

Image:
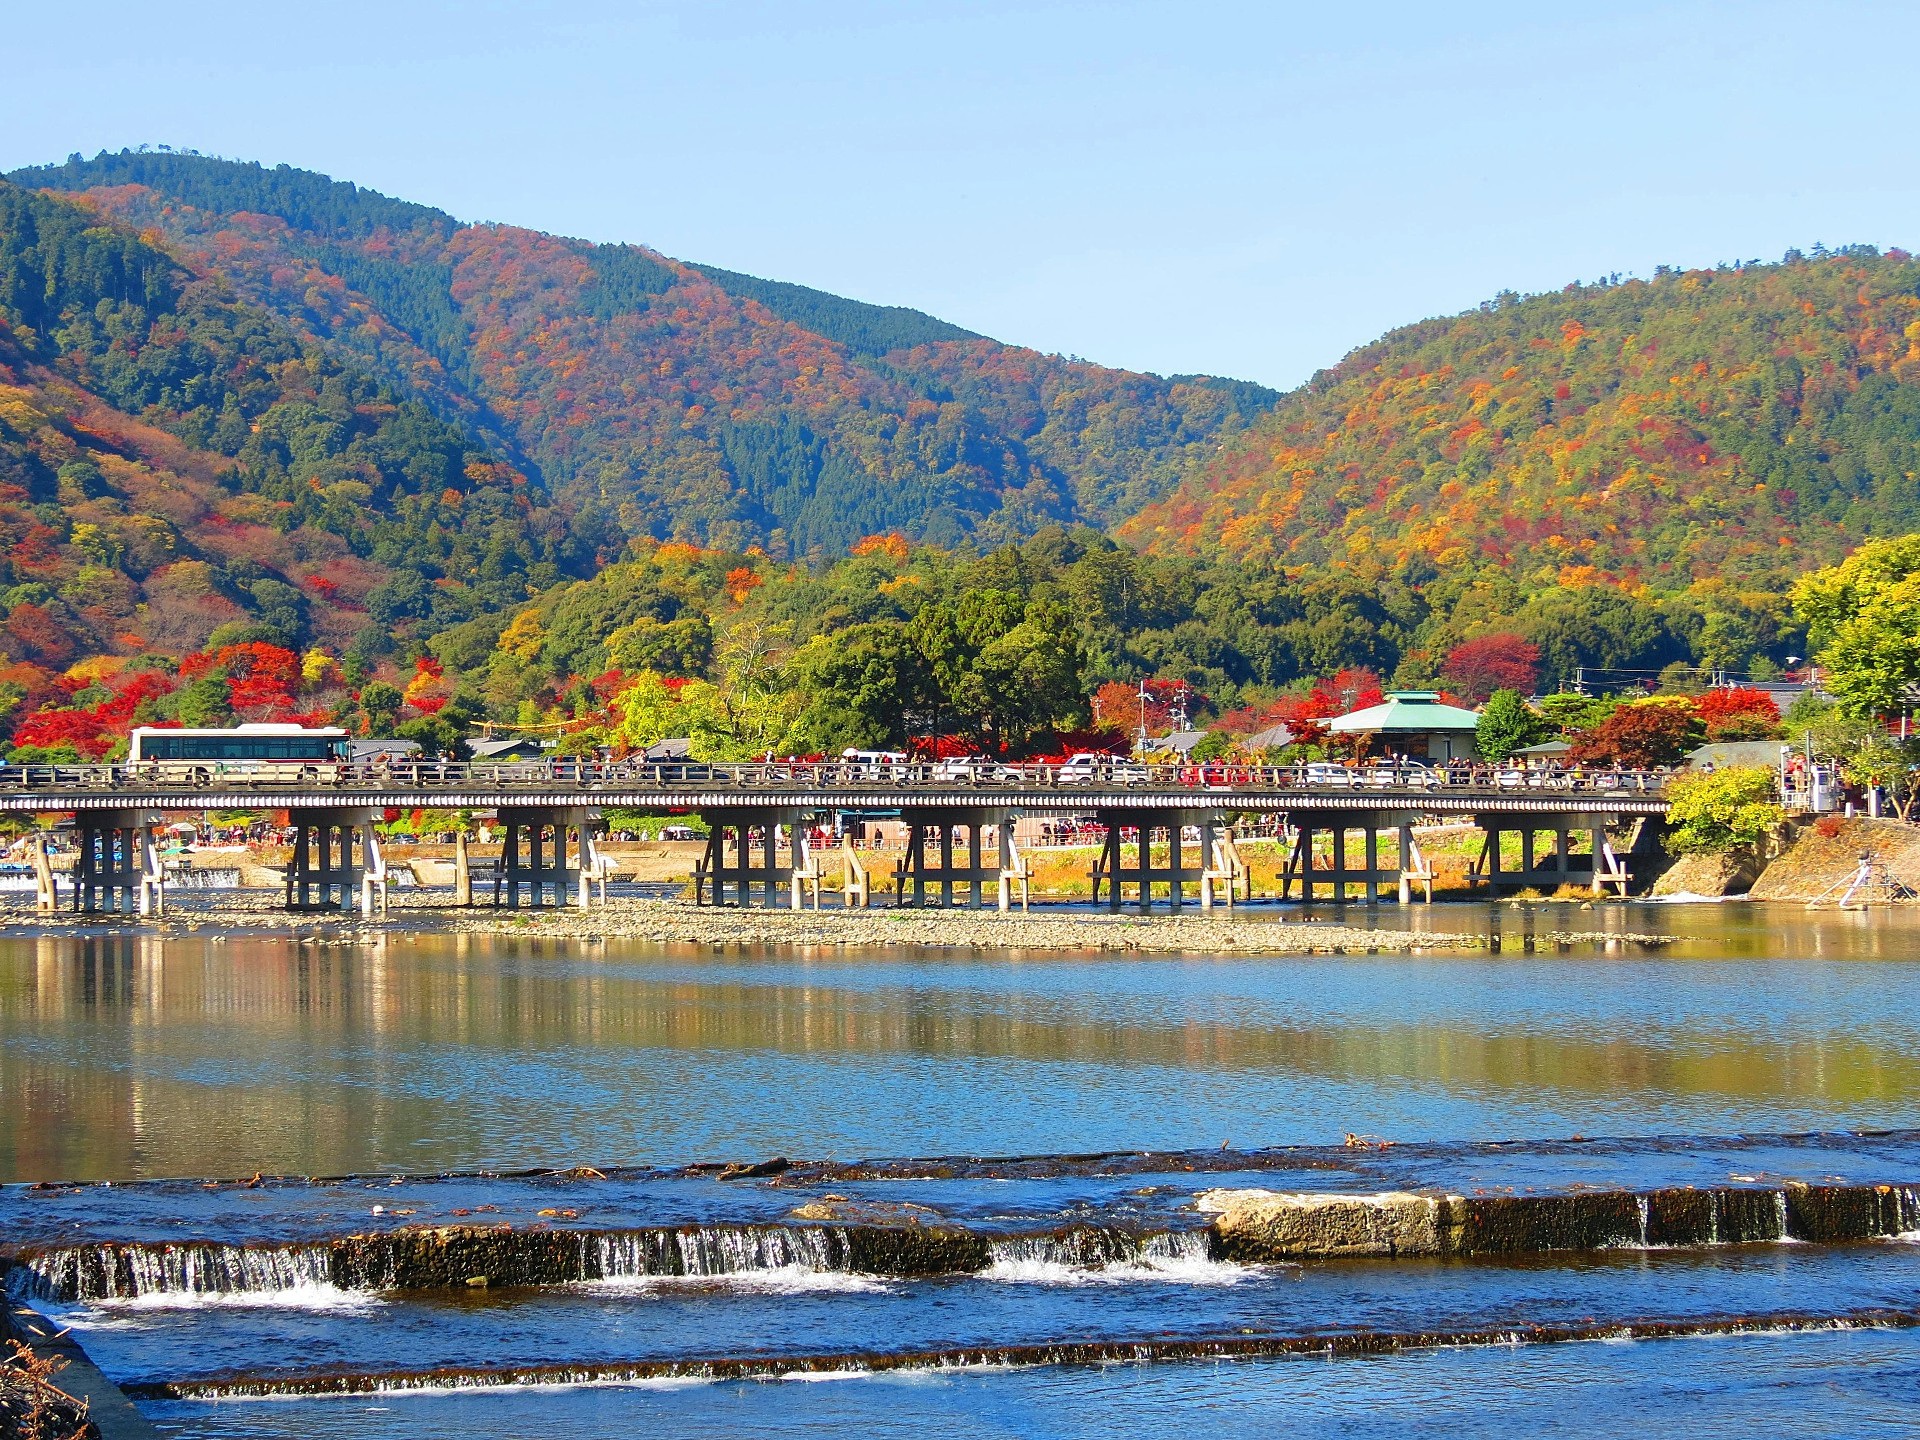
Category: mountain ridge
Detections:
[
  {"x1": 1122, "y1": 245, "x2": 1920, "y2": 594},
  {"x1": 10, "y1": 150, "x2": 1274, "y2": 556},
  {"x1": 0, "y1": 176, "x2": 598, "y2": 694}
]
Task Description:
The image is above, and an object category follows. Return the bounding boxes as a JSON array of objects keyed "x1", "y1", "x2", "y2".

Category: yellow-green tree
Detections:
[
  {"x1": 1663, "y1": 767, "x2": 1784, "y2": 856},
  {"x1": 1793, "y1": 535, "x2": 1920, "y2": 718}
]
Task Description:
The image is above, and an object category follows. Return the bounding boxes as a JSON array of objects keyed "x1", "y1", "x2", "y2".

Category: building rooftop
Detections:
[
  {"x1": 468, "y1": 736, "x2": 549, "y2": 759},
  {"x1": 1327, "y1": 691, "x2": 1481, "y2": 734},
  {"x1": 1684, "y1": 740, "x2": 1792, "y2": 771},
  {"x1": 346, "y1": 738, "x2": 421, "y2": 761},
  {"x1": 1514, "y1": 739, "x2": 1572, "y2": 756},
  {"x1": 1243, "y1": 721, "x2": 1295, "y2": 750},
  {"x1": 1151, "y1": 729, "x2": 1208, "y2": 756}
]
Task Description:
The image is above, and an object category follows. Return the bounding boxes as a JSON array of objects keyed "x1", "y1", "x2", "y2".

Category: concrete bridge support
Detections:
[
  {"x1": 695, "y1": 809, "x2": 810, "y2": 908},
  {"x1": 1090, "y1": 811, "x2": 1226, "y2": 913},
  {"x1": 495, "y1": 806, "x2": 599, "y2": 909},
  {"x1": 286, "y1": 808, "x2": 384, "y2": 915},
  {"x1": 895, "y1": 809, "x2": 1014, "y2": 910},
  {"x1": 1279, "y1": 811, "x2": 1429, "y2": 904},
  {"x1": 72, "y1": 810, "x2": 165, "y2": 915},
  {"x1": 1470, "y1": 813, "x2": 1628, "y2": 896}
]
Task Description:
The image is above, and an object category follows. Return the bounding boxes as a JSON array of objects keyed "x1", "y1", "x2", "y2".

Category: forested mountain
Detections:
[
  {"x1": 1123, "y1": 247, "x2": 1920, "y2": 592},
  {"x1": 0, "y1": 178, "x2": 601, "y2": 714},
  {"x1": 10, "y1": 151, "x2": 1273, "y2": 556},
  {"x1": 6, "y1": 147, "x2": 1920, "y2": 762}
]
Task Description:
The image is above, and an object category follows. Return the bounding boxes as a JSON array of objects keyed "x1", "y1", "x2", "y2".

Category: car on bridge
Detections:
[
  {"x1": 930, "y1": 756, "x2": 1022, "y2": 782},
  {"x1": 1058, "y1": 753, "x2": 1151, "y2": 786},
  {"x1": 841, "y1": 749, "x2": 910, "y2": 781}
]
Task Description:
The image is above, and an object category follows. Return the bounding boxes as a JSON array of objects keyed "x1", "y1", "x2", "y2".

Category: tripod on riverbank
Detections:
[{"x1": 1804, "y1": 848, "x2": 1918, "y2": 909}]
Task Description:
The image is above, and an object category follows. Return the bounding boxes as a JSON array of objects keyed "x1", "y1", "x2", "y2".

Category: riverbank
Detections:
[
  {"x1": 1648, "y1": 816, "x2": 1920, "y2": 901},
  {"x1": 0, "y1": 891, "x2": 1669, "y2": 953}
]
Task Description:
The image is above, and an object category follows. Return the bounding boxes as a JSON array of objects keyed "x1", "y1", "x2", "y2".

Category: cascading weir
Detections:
[
  {"x1": 11, "y1": 1179, "x2": 1919, "y2": 1304},
  {"x1": 5, "y1": 1222, "x2": 1208, "y2": 1302},
  {"x1": 115, "y1": 1308, "x2": 1920, "y2": 1401},
  {"x1": 9, "y1": 1240, "x2": 339, "y2": 1303}
]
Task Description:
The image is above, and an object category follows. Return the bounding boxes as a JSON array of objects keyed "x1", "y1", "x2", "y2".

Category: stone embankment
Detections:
[
  {"x1": 1649, "y1": 815, "x2": 1920, "y2": 901},
  {"x1": 0, "y1": 891, "x2": 1668, "y2": 954},
  {"x1": 1746, "y1": 815, "x2": 1920, "y2": 901},
  {"x1": 3, "y1": 1295, "x2": 160, "y2": 1439}
]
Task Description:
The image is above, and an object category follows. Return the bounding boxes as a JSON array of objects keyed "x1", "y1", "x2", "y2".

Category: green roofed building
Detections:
[{"x1": 1327, "y1": 692, "x2": 1482, "y2": 762}]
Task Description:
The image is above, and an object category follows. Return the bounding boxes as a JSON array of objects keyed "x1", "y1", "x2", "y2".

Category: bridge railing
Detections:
[{"x1": 0, "y1": 757, "x2": 1671, "y2": 798}]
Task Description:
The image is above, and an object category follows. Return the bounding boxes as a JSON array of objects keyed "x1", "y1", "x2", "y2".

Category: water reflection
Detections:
[{"x1": 4, "y1": 906, "x2": 1920, "y2": 1183}]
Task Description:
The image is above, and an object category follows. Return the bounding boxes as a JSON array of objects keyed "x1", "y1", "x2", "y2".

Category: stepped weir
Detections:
[
  {"x1": 0, "y1": 759, "x2": 1668, "y2": 914},
  {"x1": 10, "y1": 1179, "x2": 1915, "y2": 1305}
]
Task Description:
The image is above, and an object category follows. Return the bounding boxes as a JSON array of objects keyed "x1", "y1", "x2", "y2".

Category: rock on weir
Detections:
[{"x1": 1197, "y1": 1181, "x2": 1920, "y2": 1260}]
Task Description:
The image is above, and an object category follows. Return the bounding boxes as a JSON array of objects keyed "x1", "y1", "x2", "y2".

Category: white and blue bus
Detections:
[{"x1": 127, "y1": 724, "x2": 351, "y2": 779}]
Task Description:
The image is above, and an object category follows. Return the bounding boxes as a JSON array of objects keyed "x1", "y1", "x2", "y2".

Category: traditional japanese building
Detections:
[{"x1": 1327, "y1": 691, "x2": 1481, "y2": 761}]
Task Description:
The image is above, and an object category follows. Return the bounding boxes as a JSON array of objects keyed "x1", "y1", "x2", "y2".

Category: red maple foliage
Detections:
[
  {"x1": 1031, "y1": 726, "x2": 1131, "y2": 762},
  {"x1": 1440, "y1": 633, "x2": 1541, "y2": 703},
  {"x1": 1567, "y1": 704, "x2": 1696, "y2": 767},
  {"x1": 11, "y1": 707, "x2": 112, "y2": 757},
  {"x1": 10, "y1": 670, "x2": 179, "y2": 758},
  {"x1": 1694, "y1": 686, "x2": 1780, "y2": 739}
]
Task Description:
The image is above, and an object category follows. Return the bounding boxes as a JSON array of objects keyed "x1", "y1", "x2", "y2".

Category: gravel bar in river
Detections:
[{"x1": 0, "y1": 892, "x2": 1671, "y2": 953}]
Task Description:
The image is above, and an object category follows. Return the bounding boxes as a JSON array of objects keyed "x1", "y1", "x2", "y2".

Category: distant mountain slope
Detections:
[
  {"x1": 0, "y1": 178, "x2": 594, "y2": 683},
  {"x1": 11, "y1": 151, "x2": 1274, "y2": 555},
  {"x1": 1121, "y1": 248, "x2": 1920, "y2": 591}
]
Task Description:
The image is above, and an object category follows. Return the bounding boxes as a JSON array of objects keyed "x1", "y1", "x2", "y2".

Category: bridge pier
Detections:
[
  {"x1": 1470, "y1": 814, "x2": 1628, "y2": 896},
  {"x1": 495, "y1": 806, "x2": 599, "y2": 908},
  {"x1": 285, "y1": 808, "x2": 385, "y2": 915},
  {"x1": 895, "y1": 809, "x2": 1014, "y2": 910},
  {"x1": 72, "y1": 810, "x2": 165, "y2": 915},
  {"x1": 1091, "y1": 811, "x2": 1225, "y2": 913},
  {"x1": 696, "y1": 809, "x2": 810, "y2": 908},
  {"x1": 1279, "y1": 811, "x2": 1429, "y2": 904}
]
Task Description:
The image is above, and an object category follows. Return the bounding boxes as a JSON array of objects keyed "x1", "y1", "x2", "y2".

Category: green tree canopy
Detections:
[{"x1": 1475, "y1": 689, "x2": 1553, "y2": 762}]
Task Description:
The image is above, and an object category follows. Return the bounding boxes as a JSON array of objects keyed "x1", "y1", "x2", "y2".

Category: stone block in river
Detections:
[
  {"x1": 1785, "y1": 1181, "x2": 1919, "y2": 1242},
  {"x1": 341, "y1": 1227, "x2": 585, "y2": 1290},
  {"x1": 1642, "y1": 1187, "x2": 1716, "y2": 1245},
  {"x1": 842, "y1": 1224, "x2": 991, "y2": 1275},
  {"x1": 1640, "y1": 1186, "x2": 1787, "y2": 1245},
  {"x1": 1711, "y1": 1187, "x2": 1791, "y2": 1243},
  {"x1": 1197, "y1": 1189, "x2": 1449, "y2": 1259},
  {"x1": 785, "y1": 1198, "x2": 943, "y2": 1225},
  {"x1": 1455, "y1": 1192, "x2": 1644, "y2": 1254}
]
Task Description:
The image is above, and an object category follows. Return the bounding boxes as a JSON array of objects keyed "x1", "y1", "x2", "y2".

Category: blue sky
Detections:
[{"x1": 8, "y1": 0, "x2": 1919, "y2": 388}]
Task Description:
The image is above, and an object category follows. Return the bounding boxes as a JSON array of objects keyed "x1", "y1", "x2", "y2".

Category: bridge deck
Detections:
[{"x1": 0, "y1": 761, "x2": 1669, "y2": 817}]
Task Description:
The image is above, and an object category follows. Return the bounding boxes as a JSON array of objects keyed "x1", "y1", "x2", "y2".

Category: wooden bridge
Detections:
[{"x1": 0, "y1": 759, "x2": 1669, "y2": 915}]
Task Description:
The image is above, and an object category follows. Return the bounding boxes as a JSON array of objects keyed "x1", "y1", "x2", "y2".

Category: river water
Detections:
[{"x1": 4, "y1": 900, "x2": 1920, "y2": 1435}]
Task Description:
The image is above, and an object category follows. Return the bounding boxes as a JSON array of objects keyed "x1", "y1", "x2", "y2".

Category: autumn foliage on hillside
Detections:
[
  {"x1": 0, "y1": 151, "x2": 1906, "y2": 768},
  {"x1": 15, "y1": 151, "x2": 1273, "y2": 558},
  {"x1": 0, "y1": 175, "x2": 602, "y2": 751},
  {"x1": 1124, "y1": 248, "x2": 1920, "y2": 591}
]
